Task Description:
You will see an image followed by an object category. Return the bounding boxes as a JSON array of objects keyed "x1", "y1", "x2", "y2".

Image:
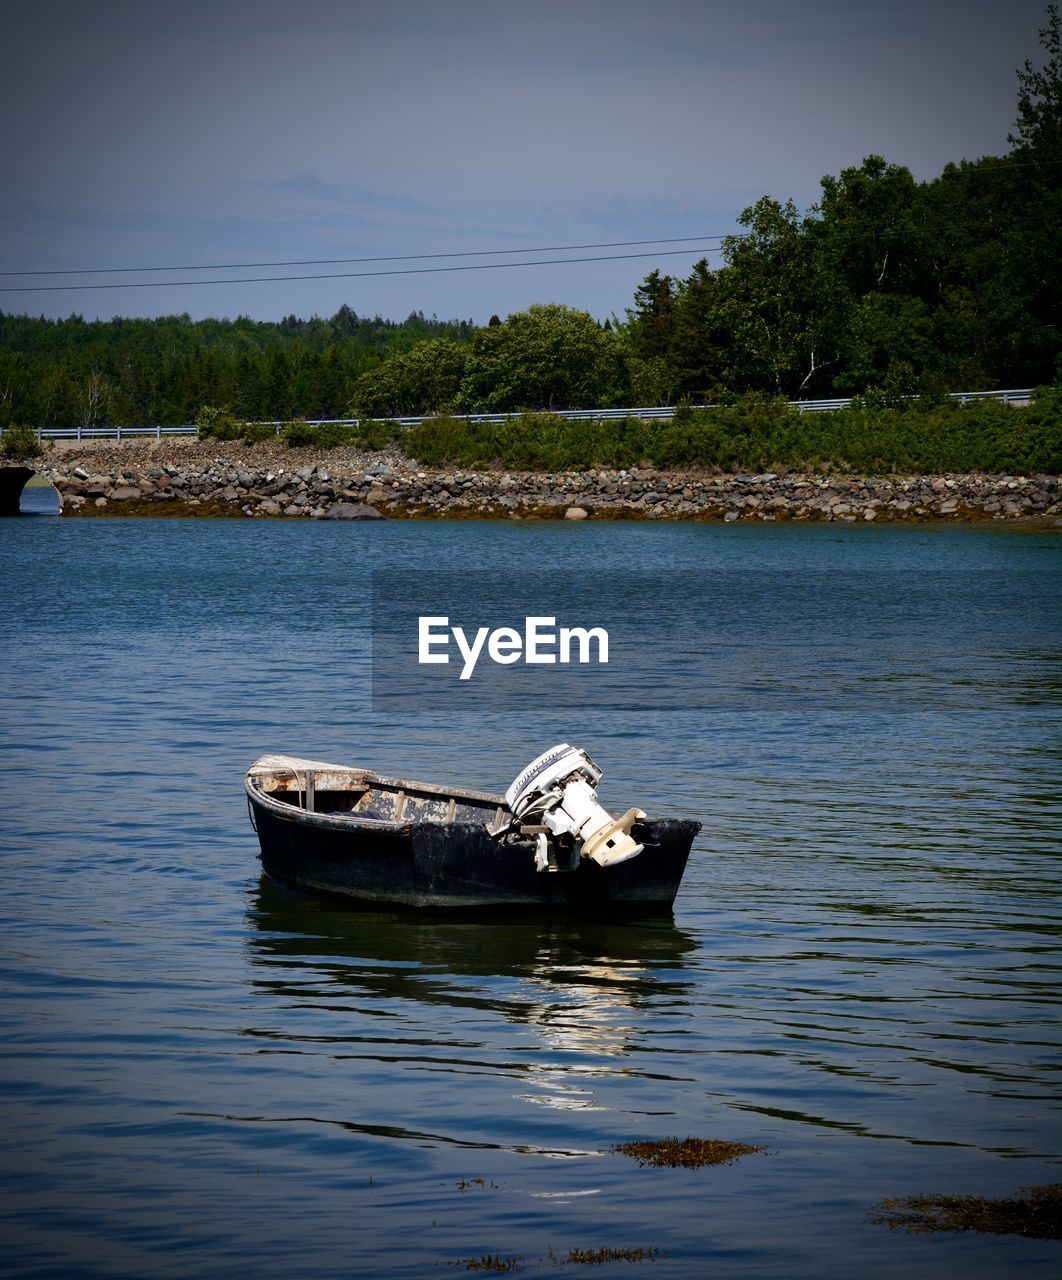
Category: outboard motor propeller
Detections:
[{"x1": 504, "y1": 744, "x2": 646, "y2": 869}]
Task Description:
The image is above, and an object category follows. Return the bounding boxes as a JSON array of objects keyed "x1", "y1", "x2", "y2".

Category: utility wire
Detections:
[
  {"x1": 0, "y1": 235, "x2": 736, "y2": 279},
  {"x1": 3, "y1": 155, "x2": 1056, "y2": 282},
  {"x1": 0, "y1": 246, "x2": 729, "y2": 294}
]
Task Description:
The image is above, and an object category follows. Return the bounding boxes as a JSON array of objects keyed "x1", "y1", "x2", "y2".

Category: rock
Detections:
[
  {"x1": 321, "y1": 503, "x2": 385, "y2": 521},
  {"x1": 724, "y1": 510, "x2": 739, "y2": 522},
  {"x1": 110, "y1": 486, "x2": 140, "y2": 501},
  {"x1": 94, "y1": 497, "x2": 108, "y2": 507},
  {"x1": 564, "y1": 506, "x2": 589, "y2": 520}
]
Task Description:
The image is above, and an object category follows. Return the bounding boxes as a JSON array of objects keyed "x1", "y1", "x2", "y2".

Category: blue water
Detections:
[{"x1": 1, "y1": 511, "x2": 1060, "y2": 1278}]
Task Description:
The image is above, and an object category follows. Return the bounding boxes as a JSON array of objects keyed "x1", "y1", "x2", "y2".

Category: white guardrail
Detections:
[{"x1": 34, "y1": 388, "x2": 1035, "y2": 441}]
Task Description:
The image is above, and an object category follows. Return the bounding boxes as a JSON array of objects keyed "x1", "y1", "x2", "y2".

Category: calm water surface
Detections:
[{"x1": 1, "y1": 510, "x2": 1060, "y2": 1278}]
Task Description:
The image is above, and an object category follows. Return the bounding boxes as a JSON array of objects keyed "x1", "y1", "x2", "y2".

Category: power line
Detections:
[
  {"x1": 4, "y1": 158, "x2": 1056, "y2": 295},
  {"x1": 4, "y1": 155, "x2": 1057, "y2": 284},
  {"x1": 0, "y1": 235, "x2": 736, "y2": 279},
  {"x1": 0, "y1": 246, "x2": 729, "y2": 294},
  {"x1": 936, "y1": 155, "x2": 1062, "y2": 172}
]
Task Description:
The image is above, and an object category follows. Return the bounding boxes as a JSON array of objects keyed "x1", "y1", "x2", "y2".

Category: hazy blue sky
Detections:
[{"x1": 0, "y1": 0, "x2": 1047, "y2": 324}]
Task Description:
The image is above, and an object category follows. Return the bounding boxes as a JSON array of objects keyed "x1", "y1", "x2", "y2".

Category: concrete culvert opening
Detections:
[{"x1": 0, "y1": 467, "x2": 63, "y2": 516}]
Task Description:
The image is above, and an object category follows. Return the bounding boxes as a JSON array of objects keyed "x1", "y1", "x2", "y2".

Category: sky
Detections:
[{"x1": 0, "y1": 0, "x2": 1048, "y2": 325}]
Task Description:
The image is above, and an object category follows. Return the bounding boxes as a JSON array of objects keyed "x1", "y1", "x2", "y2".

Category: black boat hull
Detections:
[{"x1": 249, "y1": 793, "x2": 699, "y2": 912}]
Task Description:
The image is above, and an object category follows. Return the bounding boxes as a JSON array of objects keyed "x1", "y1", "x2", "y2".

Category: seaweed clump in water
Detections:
[
  {"x1": 870, "y1": 1185, "x2": 1062, "y2": 1239},
  {"x1": 611, "y1": 1137, "x2": 766, "y2": 1168},
  {"x1": 447, "y1": 1256, "x2": 522, "y2": 1273},
  {"x1": 550, "y1": 1245, "x2": 664, "y2": 1264}
]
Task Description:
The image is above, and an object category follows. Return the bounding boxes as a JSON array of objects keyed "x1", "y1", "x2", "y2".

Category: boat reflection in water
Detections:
[{"x1": 245, "y1": 877, "x2": 698, "y2": 1135}]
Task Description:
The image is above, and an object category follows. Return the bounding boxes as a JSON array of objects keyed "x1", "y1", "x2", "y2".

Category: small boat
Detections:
[{"x1": 245, "y1": 744, "x2": 700, "y2": 912}]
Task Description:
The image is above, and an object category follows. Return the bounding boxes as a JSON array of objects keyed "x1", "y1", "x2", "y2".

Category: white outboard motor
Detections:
[{"x1": 504, "y1": 744, "x2": 646, "y2": 869}]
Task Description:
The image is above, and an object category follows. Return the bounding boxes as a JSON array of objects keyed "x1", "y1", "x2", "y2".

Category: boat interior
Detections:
[{"x1": 247, "y1": 755, "x2": 507, "y2": 826}]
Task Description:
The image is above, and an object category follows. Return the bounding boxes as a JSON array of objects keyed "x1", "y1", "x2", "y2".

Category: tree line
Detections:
[
  {"x1": 0, "y1": 308, "x2": 475, "y2": 431},
  {"x1": 1, "y1": 7, "x2": 1059, "y2": 430}
]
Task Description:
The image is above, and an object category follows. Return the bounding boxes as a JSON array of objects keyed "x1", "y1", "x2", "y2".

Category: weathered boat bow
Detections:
[{"x1": 245, "y1": 748, "x2": 700, "y2": 912}]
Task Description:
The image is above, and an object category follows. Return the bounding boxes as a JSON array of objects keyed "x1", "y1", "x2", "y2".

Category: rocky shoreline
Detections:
[{"x1": 12, "y1": 439, "x2": 1062, "y2": 523}]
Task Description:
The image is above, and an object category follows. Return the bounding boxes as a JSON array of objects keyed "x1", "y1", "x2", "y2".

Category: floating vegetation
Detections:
[
  {"x1": 548, "y1": 1245, "x2": 664, "y2": 1265},
  {"x1": 870, "y1": 1185, "x2": 1062, "y2": 1239},
  {"x1": 447, "y1": 1255, "x2": 522, "y2": 1273},
  {"x1": 456, "y1": 1177, "x2": 497, "y2": 1192},
  {"x1": 611, "y1": 1137, "x2": 766, "y2": 1169}
]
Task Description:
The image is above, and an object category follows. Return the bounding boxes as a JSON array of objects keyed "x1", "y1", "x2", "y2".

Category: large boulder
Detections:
[{"x1": 321, "y1": 502, "x2": 385, "y2": 521}]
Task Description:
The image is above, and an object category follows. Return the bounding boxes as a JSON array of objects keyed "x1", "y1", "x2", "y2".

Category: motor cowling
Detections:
[{"x1": 504, "y1": 744, "x2": 645, "y2": 868}]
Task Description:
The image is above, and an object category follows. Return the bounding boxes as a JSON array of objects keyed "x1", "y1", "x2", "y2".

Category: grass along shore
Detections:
[{"x1": 185, "y1": 390, "x2": 1062, "y2": 477}]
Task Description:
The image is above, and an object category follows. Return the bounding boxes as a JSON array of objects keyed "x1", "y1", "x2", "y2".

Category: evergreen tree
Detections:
[
  {"x1": 629, "y1": 270, "x2": 676, "y2": 362},
  {"x1": 264, "y1": 349, "x2": 292, "y2": 420},
  {"x1": 670, "y1": 259, "x2": 722, "y2": 400}
]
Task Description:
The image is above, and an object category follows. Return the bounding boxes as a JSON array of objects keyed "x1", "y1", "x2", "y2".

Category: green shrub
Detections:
[
  {"x1": 351, "y1": 418, "x2": 400, "y2": 451},
  {"x1": 195, "y1": 405, "x2": 242, "y2": 440},
  {"x1": 0, "y1": 423, "x2": 42, "y2": 458},
  {"x1": 240, "y1": 421, "x2": 277, "y2": 444},
  {"x1": 282, "y1": 419, "x2": 317, "y2": 448},
  {"x1": 277, "y1": 417, "x2": 401, "y2": 452},
  {"x1": 307, "y1": 422, "x2": 346, "y2": 450},
  {"x1": 395, "y1": 390, "x2": 1062, "y2": 474}
]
